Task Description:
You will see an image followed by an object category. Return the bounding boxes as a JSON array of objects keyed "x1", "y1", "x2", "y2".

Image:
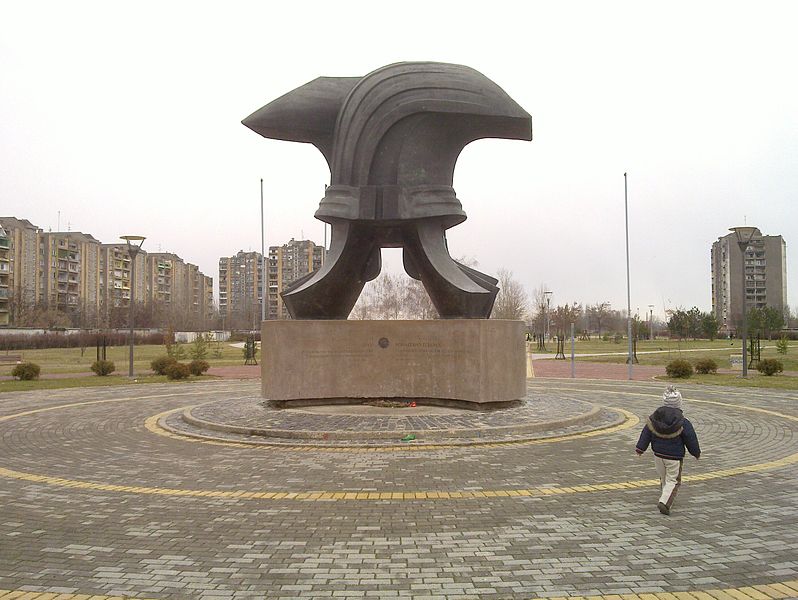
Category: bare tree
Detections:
[
  {"x1": 404, "y1": 278, "x2": 436, "y2": 319},
  {"x1": 526, "y1": 283, "x2": 550, "y2": 334},
  {"x1": 550, "y1": 303, "x2": 582, "y2": 338},
  {"x1": 352, "y1": 256, "x2": 505, "y2": 320},
  {"x1": 491, "y1": 269, "x2": 529, "y2": 320},
  {"x1": 351, "y1": 272, "x2": 435, "y2": 320},
  {"x1": 587, "y1": 301, "x2": 612, "y2": 337}
]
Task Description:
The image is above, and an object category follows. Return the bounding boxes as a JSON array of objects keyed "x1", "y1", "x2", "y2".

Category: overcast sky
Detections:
[{"x1": 1, "y1": 1, "x2": 796, "y2": 318}]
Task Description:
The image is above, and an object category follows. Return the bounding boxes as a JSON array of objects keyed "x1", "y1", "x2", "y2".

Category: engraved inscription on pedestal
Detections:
[{"x1": 262, "y1": 320, "x2": 525, "y2": 405}]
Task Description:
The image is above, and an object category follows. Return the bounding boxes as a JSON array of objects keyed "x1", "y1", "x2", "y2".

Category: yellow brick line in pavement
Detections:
[
  {"x1": 688, "y1": 397, "x2": 798, "y2": 423},
  {"x1": 1, "y1": 580, "x2": 797, "y2": 599},
  {"x1": 530, "y1": 384, "x2": 798, "y2": 424},
  {"x1": 528, "y1": 579, "x2": 798, "y2": 599},
  {"x1": 0, "y1": 591, "x2": 158, "y2": 599},
  {"x1": 143, "y1": 405, "x2": 641, "y2": 452},
  {"x1": 1, "y1": 443, "x2": 796, "y2": 502},
  {"x1": 1, "y1": 390, "x2": 796, "y2": 502}
]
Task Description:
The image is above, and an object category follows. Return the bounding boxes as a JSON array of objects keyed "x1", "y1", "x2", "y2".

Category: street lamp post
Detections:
[
  {"x1": 260, "y1": 178, "x2": 266, "y2": 326},
  {"x1": 121, "y1": 235, "x2": 146, "y2": 379},
  {"x1": 729, "y1": 226, "x2": 760, "y2": 378},
  {"x1": 648, "y1": 304, "x2": 655, "y2": 340},
  {"x1": 624, "y1": 172, "x2": 632, "y2": 381},
  {"x1": 543, "y1": 290, "x2": 552, "y2": 343}
]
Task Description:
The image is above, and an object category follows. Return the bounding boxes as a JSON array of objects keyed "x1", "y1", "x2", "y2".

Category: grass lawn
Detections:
[
  {"x1": 537, "y1": 337, "x2": 798, "y2": 372},
  {"x1": 0, "y1": 342, "x2": 251, "y2": 376},
  {"x1": 656, "y1": 372, "x2": 798, "y2": 390},
  {"x1": 533, "y1": 337, "x2": 750, "y2": 355}
]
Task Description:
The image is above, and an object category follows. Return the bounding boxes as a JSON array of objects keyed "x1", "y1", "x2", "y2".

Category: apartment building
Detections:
[
  {"x1": 0, "y1": 225, "x2": 9, "y2": 325},
  {"x1": 0, "y1": 217, "x2": 40, "y2": 316},
  {"x1": 184, "y1": 262, "x2": 214, "y2": 326},
  {"x1": 711, "y1": 229, "x2": 788, "y2": 334},
  {"x1": 144, "y1": 252, "x2": 213, "y2": 326},
  {"x1": 267, "y1": 239, "x2": 325, "y2": 319},
  {"x1": 145, "y1": 252, "x2": 182, "y2": 308},
  {"x1": 38, "y1": 231, "x2": 101, "y2": 321},
  {"x1": 201, "y1": 274, "x2": 214, "y2": 324},
  {"x1": 0, "y1": 215, "x2": 213, "y2": 328},
  {"x1": 98, "y1": 243, "x2": 148, "y2": 321},
  {"x1": 218, "y1": 251, "x2": 263, "y2": 324}
]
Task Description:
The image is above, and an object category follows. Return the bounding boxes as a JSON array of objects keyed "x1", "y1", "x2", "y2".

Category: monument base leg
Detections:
[{"x1": 261, "y1": 319, "x2": 526, "y2": 406}]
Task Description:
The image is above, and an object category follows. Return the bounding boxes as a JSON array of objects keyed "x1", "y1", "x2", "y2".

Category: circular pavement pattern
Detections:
[
  {"x1": 165, "y1": 392, "x2": 626, "y2": 445},
  {"x1": 0, "y1": 378, "x2": 796, "y2": 599}
]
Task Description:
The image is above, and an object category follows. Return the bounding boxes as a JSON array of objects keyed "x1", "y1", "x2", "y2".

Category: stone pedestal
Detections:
[{"x1": 261, "y1": 320, "x2": 526, "y2": 405}]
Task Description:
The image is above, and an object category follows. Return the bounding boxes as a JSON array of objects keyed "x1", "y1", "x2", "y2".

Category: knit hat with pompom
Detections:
[{"x1": 662, "y1": 385, "x2": 683, "y2": 410}]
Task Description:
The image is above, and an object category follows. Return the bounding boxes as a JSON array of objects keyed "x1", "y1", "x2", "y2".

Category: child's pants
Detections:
[{"x1": 654, "y1": 456, "x2": 683, "y2": 508}]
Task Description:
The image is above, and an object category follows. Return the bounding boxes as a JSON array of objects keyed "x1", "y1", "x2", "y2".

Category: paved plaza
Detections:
[{"x1": 1, "y1": 378, "x2": 797, "y2": 599}]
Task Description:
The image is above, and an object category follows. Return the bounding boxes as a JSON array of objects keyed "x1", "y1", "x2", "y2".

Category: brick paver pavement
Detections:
[{"x1": 0, "y1": 379, "x2": 796, "y2": 599}]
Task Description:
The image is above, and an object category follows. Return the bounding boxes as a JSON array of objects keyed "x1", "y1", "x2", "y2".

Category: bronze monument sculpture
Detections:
[{"x1": 243, "y1": 62, "x2": 532, "y2": 320}]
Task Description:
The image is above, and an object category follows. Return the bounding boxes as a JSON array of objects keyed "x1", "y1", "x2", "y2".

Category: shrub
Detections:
[
  {"x1": 165, "y1": 362, "x2": 191, "y2": 380},
  {"x1": 190, "y1": 334, "x2": 210, "y2": 360},
  {"x1": 694, "y1": 358, "x2": 718, "y2": 375},
  {"x1": 757, "y1": 358, "x2": 784, "y2": 376},
  {"x1": 90, "y1": 360, "x2": 116, "y2": 376},
  {"x1": 776, "y1": 335, "x2": 789, "y2": 355},
  {"x1": 188, "y1": 359, "x2": 210, "y2": 376},
  {"x1": 151, "y1": 355, "x2": 178, "y2": 375},
  {"x1": 666, "y1": 359, "x2": 693, "y2": 378},
  {"x1": 11, "y1": 362, "x2": 41, "y2": 380}
]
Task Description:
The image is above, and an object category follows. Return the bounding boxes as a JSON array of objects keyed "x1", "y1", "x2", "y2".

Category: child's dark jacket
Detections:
[{"x1": 635, "y1": 406, "x2": 701, "y2": 460}]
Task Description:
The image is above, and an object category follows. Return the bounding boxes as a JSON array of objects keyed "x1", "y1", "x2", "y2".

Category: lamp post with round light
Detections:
[
  {"x1": 648, "y1": 304, "x2": 655, "y2": 340},
  {"x1": 121, "y1": 235, "x2": 146, "y2": 379},
  {"x1": 729, "y1": 226, "x2": 760, "y2": 378},
  {"x1": 543, "y1": 290, "x2": 552, "y2": 344}
]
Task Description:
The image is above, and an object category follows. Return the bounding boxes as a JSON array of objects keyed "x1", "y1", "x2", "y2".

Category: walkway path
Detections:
[
  {"x1": 0, "y1": 379, "x2": 796, "y2": 598},
  {"x1": 529, "y1": 344, "x2": 776, "y2": 360}
]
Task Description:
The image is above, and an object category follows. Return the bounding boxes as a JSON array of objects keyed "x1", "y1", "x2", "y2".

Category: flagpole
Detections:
[
  {"x1": 624, "y1": 172, "x2": 633, "y2": 381},
  {"x1": 260, "y1": 178, "x2": 266, "y2": 324}
]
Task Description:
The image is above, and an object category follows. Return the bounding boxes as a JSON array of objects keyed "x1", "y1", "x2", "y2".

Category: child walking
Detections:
[{"x1": 635, "y1": 385, "x2": 701, "y2": 514}]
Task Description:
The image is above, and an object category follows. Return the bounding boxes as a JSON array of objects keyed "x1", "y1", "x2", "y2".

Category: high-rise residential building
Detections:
[
  {"x1": 201, "y1": 274, "x2": 214, "y2": 325},
  {"x1": 267, "y1": 238, "x2": 325, "y2": 320},
  {"x1": 184, "y1": 262, "x2": 214, "y2": 327},
  {"x1": 0, "y1": 215, "x2": 213, "y2": 328},
  {"x1": 0, "y1": 225, "x2": 10, "y2": 325},
  {"x1": 144, "y1": 252, "x2": 213, "y2": 327},
  {"x1": 145, "y1": 252, "x2": 184, "y2": 308},
  {"x1": 218, "y1": 251, "x2": 263, "y2": 327},
  {"x1": 711, "y1": 229, "x2": 788, "y2": 334},
  {"x1": 0, "y1": 217, "x2": 40, "y2": 316},
  {"x1": 38, "y1": 231, "x2": 101, "y2": 322},
  {"x1": 98, "y1": 243, "x2": 148, "y2": 323}
]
